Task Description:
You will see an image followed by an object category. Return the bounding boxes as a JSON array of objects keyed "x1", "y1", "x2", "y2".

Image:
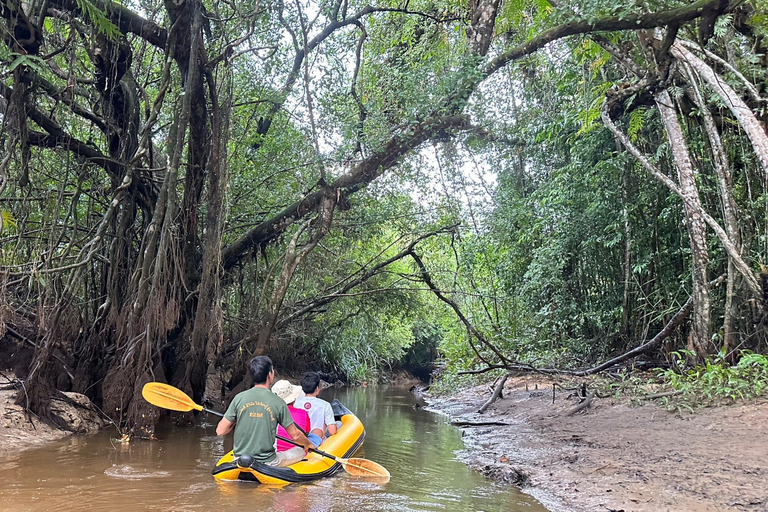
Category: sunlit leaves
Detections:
[
  {"x1": 0, "y1": 210, "x2": 17, "y2": 234},
  {"x1": 75, "y1": 0, "x2": 122, "y2": 38},
  {"x1": 577, "y1": 82, "x2": 613, "y2": 136},
  {"x1": 627, "y1": 107, "x2": 647, "y2": 142}
]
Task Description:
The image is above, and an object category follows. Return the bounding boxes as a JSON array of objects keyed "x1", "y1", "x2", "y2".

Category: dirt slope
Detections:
[{"x1": 0, "y1": 374, "x2": 108, "y2": 454}]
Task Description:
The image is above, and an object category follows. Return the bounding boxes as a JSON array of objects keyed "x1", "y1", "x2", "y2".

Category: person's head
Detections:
[
  {"x1": 300, "y1": 372, "x2": 321, "y2": 395},
  {"x1": 272, "y1": 379, "x2": 303, "y2": 405},
  {"x1": 249, "y1": 356, "x2": 274, "y2": 385}
]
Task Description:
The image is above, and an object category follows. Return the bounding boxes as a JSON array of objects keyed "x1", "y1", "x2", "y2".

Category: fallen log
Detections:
[
  {"x1": 563, "y1": 391, "x2": 595, "y2": 417},
  {"x1": 478, "y1": 373, "x2": 509, "y2": 414}
]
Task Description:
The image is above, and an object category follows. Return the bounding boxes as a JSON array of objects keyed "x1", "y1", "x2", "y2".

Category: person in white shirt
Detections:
[{"x1": 293, "y1": 372, "x2": 337, "y2": 442}]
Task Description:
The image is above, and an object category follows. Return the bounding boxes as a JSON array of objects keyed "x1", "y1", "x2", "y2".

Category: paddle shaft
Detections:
[{"x1": 201, "y1": 406, "x2": 340, "y2": 462}]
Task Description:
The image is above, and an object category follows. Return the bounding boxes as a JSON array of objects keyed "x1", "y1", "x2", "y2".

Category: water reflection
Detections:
[{"x1": 0, "y1": 387, "x2": 547, "y2": 512}]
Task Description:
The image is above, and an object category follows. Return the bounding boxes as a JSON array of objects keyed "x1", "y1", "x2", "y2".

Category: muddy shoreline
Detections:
[
  {"x1": 0, "y1": 373, "x2": 109, "y2": 455},
  {"x1": 425, "y1": 375, "x2": 768, "y2": 512}
]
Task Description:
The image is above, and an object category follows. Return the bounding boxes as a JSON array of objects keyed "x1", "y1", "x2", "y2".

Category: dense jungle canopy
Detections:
[{"x1": 3, "y1": 0, "x2": 768, "y2": 431}]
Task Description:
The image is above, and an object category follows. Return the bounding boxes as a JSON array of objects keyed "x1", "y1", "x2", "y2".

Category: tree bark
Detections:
[
  {"x1": 686, "y1": 68, "x2": 742, "y2": 358},
  {"x1": 466, "y1": 0, "x2": 501, "y2": 56},
  {"x1": 187, "y1": 65, "x2": 229, "y2": 406},
  {"x1": 253, "y1": 188, "x2": 337, "y2": 355},
  {"x1": 101, "y1": 2, "x2": 204, "y2": 431},
  {"x1": 655, "y1": 89, "x2": 711, "y2": 360},
  {"x1": 671, "y1": 42, "x2": 768, "y2": 177},
  {"x1": 221, "y1": 115, "x2": 470, "y2": 269},
  {"x1": 478, "y1": 373, "x2": 509, "y2": 413},
  {"x1": 601, "y1": 102, "x2": 761, "y2": 297}
]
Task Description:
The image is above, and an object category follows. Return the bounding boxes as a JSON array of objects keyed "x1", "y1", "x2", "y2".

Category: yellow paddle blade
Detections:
[
  {"x1": 142, "y1": 382, "x2": 202, "y2": 412},
  {"x1": 339, "y1": 458, "x2": 390, "y2": 480}
]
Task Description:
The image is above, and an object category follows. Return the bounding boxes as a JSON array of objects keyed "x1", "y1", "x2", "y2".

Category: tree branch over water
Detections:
[{"x1": 221, "y1": 115, "x2": 471, "y2": 269}]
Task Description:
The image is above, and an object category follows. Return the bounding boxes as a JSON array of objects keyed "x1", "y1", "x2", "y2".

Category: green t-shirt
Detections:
[{"x1": 224, "y1": 386, "x2": 294, "y2": 462}]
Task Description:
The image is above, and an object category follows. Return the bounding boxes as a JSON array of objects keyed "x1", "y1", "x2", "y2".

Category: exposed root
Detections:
[{"x1": 563, "y1": 391, "x2": 595, "y2": 417}]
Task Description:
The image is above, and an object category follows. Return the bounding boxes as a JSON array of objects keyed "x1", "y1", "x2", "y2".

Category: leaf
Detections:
[
  {"x1": 577, "y1": 82, "x2": 613, "y2": 136},
  {"x1": 713, "y1": 14, "x2": 732, "y2": 38},
  {"x1": 0, "y1": 210, "x2": 16, "y2": 233},
  {"x1": 75, "y1": 0, "x2": 122, "y2": 39},
  {"x1": 627, "y1": 107, "x2": 647, "y2": 142},
  {"x1": 8, "y1": 54, "x2": 46, "y2": 74}
]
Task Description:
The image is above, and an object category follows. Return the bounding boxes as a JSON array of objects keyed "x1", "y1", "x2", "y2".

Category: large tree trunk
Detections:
[
  {"x1": 656, "y1": 89, "x2": 710, "y2": 360},
  {"x1": 101, "y1": 1, "x2": 205, "y2": 432},
  {"x1": 187, "y1": 67, "x2": 230, "y2": 407},
  {"x1": 686, "y1": 68, "x2": 742, "y2": 359}
]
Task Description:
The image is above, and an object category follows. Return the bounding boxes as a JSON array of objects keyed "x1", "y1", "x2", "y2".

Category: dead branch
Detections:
[
  {"x1": 457, "y1": 290, "x2": 703, "y2": 379},
  {"x1": 563, "y1": 391, "x2": 595, "y2": 417},
  {"x1": 450, "y1": 420, "x2": 511, "y2": 427},
  {"x1": 577, "y1": 297, "x2": 693, "y2": 374},
  {"x1": 410, "y1": 250, "x2": 510, "y2": 367},
  {"x1": 478, "y1": 373, "x2": 509, "y2": 414},
  {"x1": 641, "y1": 390, "x2": 683, "y2": 400}
]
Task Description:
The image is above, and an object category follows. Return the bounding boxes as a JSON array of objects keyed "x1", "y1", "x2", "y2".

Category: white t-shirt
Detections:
[{"x1": 293, "y1": 395, "x2": 335, "y2": 434}]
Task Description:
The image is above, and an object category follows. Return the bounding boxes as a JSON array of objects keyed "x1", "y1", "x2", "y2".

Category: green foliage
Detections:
[
  {"x1": 8, "y1": 53, "x2": 46, "y2": 74},
  {"x1": 0, "y1": 210, "x2": 17, "y2": 234},
  {"x1": 627, "y1": 107, "x2": 647, "y2": 142},
  {"x1": 660, "y1": 350, "x2": 768, "y2": 406},
  {"x1": 316, "y1": 302, "x2": 416, "y2": 383},
  {"x1": 713, "y1": 14, "x2": 732, "y2": 38},
  {"x1": 6, "y1": 0, "x2": 768, "y2": 399},
  {"x1": 75, "y1": 0, "x2": 121, "y2": 38},
  {"x1": 496, "y1": 0, "x2": 553, "y2": 36}
]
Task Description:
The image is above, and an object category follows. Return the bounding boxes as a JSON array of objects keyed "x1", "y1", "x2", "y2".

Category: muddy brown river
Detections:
[{"x1": 0, "y1": 387, "x2": 548, "y2": 511}]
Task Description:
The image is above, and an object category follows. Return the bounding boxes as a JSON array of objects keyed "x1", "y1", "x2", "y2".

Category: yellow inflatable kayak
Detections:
[{"x1": 212, "y1": 400, "x2": 365, "y2": 484}]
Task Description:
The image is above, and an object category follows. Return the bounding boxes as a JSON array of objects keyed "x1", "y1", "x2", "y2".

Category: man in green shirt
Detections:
[{"x1": 216, "y1": 356, "x2": 315, "y2": 466}]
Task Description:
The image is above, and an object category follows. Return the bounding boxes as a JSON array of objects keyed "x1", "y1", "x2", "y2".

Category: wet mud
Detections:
[{"x1": 426, "y1": 375, "x2": 768, "y2": 512}]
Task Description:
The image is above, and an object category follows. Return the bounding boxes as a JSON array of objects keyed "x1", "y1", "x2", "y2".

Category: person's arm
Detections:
[
  {"x1": 324, "y1": 403, "x2": 337, "y2": 436},
  {"x1": 217, "y1": 399, "x2": 238, "y2": 436},
  {"x1": 216, "y1": 417, "x2": 235, "y2": 436},
  {"x1": 285, "y1": 423, "x2": 316, "y2": 451}
]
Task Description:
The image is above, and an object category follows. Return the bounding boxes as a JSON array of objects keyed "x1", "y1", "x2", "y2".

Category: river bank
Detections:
[
  {"x1": 426, "y1": 374, "x2": 768, "y2": 512},
  {"x1": 0, "y1": 372, "x2": 108, "y2": 455}
]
